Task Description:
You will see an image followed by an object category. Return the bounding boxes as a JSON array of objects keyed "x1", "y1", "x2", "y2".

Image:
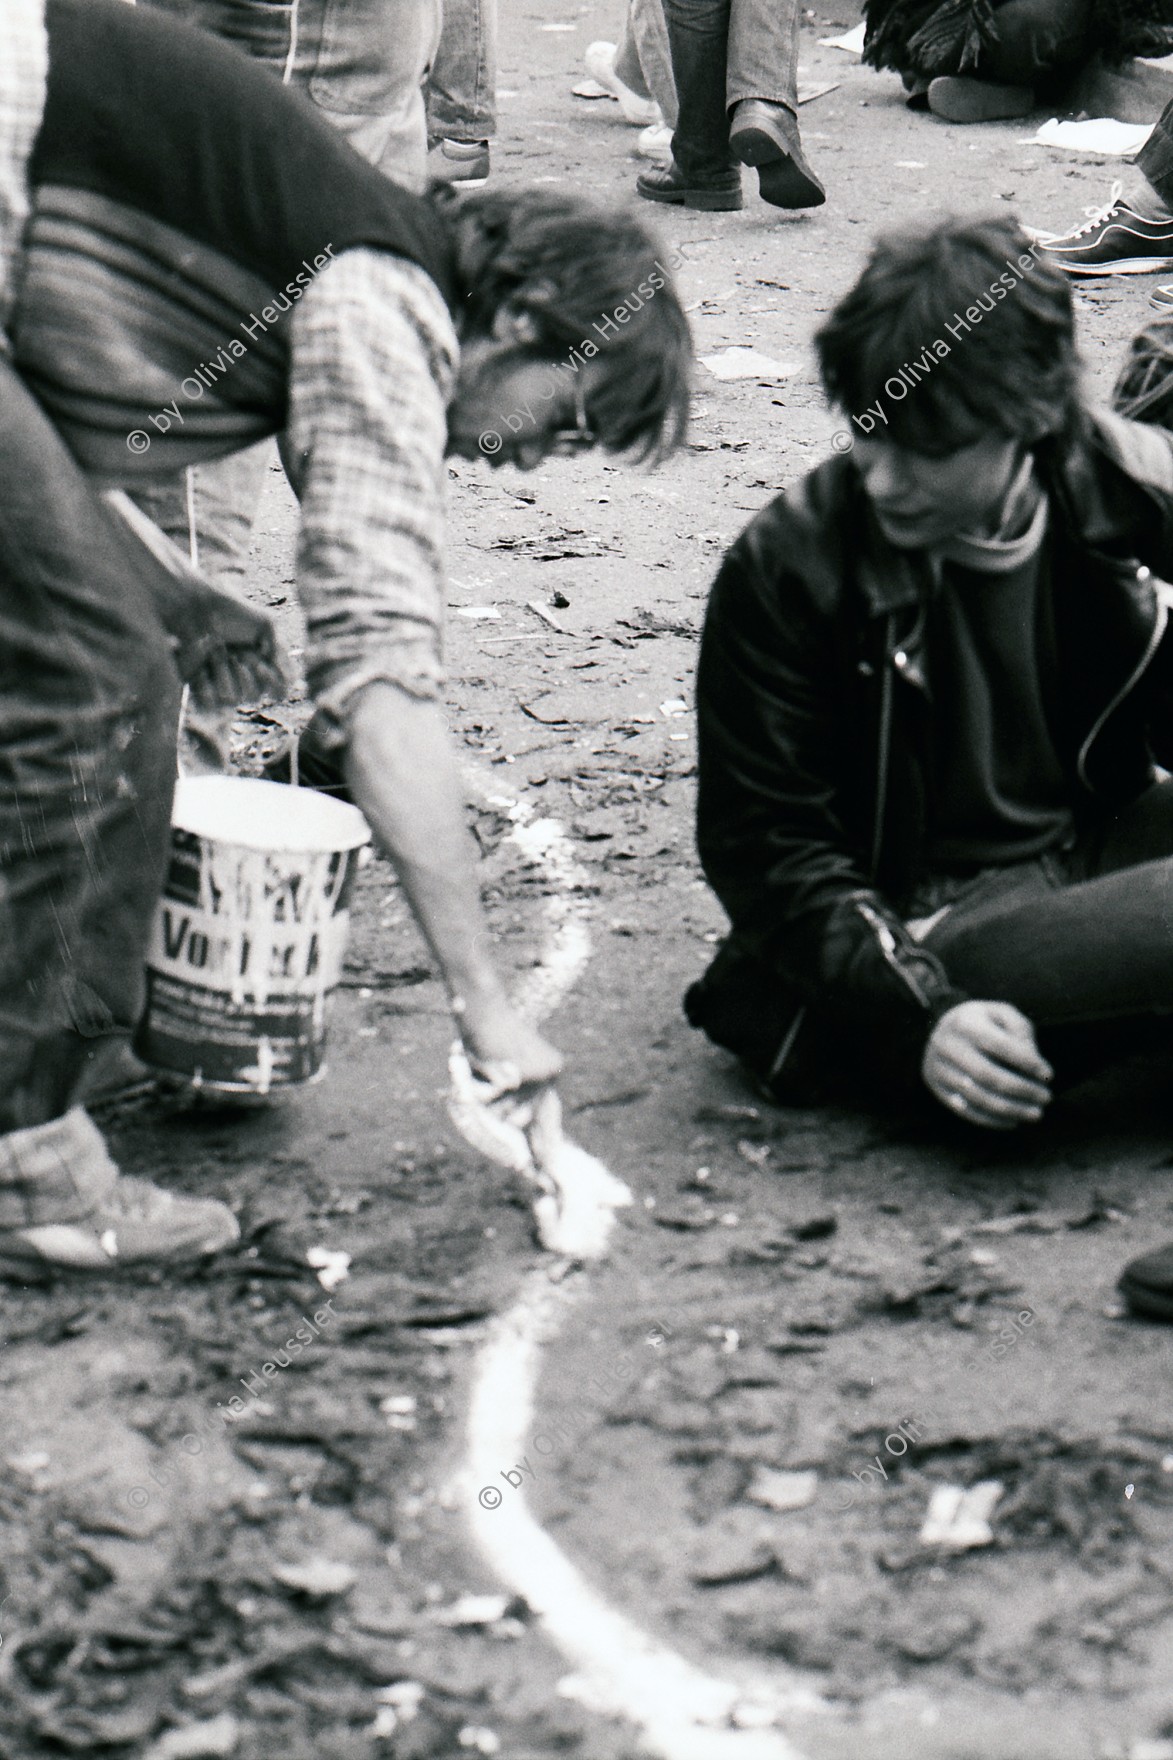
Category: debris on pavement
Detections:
[{"x1": 920, "y1": 1481, "x2": 1005, "y2": 1551}]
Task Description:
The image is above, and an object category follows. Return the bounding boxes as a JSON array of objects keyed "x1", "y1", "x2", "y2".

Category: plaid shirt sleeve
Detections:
[
  {"x1": 286, "y1": 248, "x2": 459, "y2": 739},
  {"x1": 0, "y1": 0, "x2": 47, "y2": 343}
]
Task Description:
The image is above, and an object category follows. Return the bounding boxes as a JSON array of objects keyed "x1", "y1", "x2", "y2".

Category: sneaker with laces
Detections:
[
  {"x1": 584, "y1": 40, "x2": 661, "y2": 126},
  {"x1": 428, "y1": 139, "x2": 490, "y2": 186},
  {"x1": 0, "y1": 1173, "x2": 240, "y2": 1273},
  {"x1": 636, "y1": 121, "x2": 673, "y2": 163},
  {"x1": 1035, "y1": 181, "x2": 1173, "y2": 275}
]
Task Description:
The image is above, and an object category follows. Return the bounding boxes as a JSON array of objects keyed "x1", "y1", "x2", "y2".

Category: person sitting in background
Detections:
[
  {"x1": 687, "y1": 212, "x2": 1173, "y2": 1154},
  {"x1": 863, "y1": 0, "x2": 1173, "y2": 124},
  {"x1": 0, "y1": 0, "x2": 690, "y2": 1275}
]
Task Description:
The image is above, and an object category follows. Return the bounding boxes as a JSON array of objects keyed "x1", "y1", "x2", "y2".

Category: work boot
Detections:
[
  {"x1": 636, "y1": 161, "x2": 742, "y2": 211},
  {"x1": 729, "y1": 99, "x2": 825, "y2": 210},
  {"x1": 0, "y1": 1108, "x2": 239, "y2": 1274}
]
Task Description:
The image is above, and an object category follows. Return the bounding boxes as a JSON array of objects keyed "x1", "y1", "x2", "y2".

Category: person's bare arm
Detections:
[{"x1": 344, "y1": 682, "x2": 562, "y2": 1093}]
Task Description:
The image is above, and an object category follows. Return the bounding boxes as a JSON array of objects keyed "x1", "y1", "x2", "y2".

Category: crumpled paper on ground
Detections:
[
  {"x1": 447, "y1": 1047, "x2": 632, "y2": 1261},
  {"x1": 1027, "y1": 117, "x2": 1153, "y2": 155}
]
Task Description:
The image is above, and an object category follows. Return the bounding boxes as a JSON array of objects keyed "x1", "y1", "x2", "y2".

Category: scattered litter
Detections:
[
  {"x1": 659, "y1": 697, "x2": 689, "y2": 718},
  {"x1": 459, "y1": 1729, "x2": 502, "y2": 1754},
  {"x1": 747, "y1": 1467, "x2": 818, "y2": 1512},
  {"x1": 433, "y1": 1592, "x2": 514, "y2": 1627},
  {"x1": 271, "y1": 1557, "x2": 357, "y2": 1597},
  {"x1": 306, "y1": 1245, "x2": 351, "y2": 1290},
  {"x1": 376, "y1": 1682, "x2": 425, "y2": 1713},
  {"x1": 1026, "y1": 117, "x2": 1153, "y2": 154},
  {"x1": 527, "y1": 598, "x2": 571, "y2": 633},
  {"x1": 797, "y1": 79, "x2": 839, "y2": 105},
  {"x1": 919, "y1": 1480, "x2": 1003, "y2": 1550},
  {"x1": 820, "y1": 21, "x2": 865, "y2": 52},
  {"x1": 7, "y1": 1449, "x2": 51, "y2": 1476},
  {"x1": 700, "y1": 347, "x2": 799, "y2": 383},
  {"x1": 572, "y1": 77, "x2": 611, "y2": 99},
  {"x1": 142, "y1": 1714, "x2": 240, "y2": 1760},
  {"x1": 455, "y1": 606, "x2": 502, "y2": 620},
  {"x1": 895, "y1": 160, "x2": 927, "y2": 168},
  {"x1": 540, "y1": 20, "x2": 577, "y2": 29},
  {"x1": 1126, "y1": 1483, "x2": 1135, "y2": 1499}
]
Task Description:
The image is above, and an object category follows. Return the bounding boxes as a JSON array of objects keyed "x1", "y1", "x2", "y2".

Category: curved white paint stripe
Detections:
[{"x1": 450, "y1": 765, "x2": 822, "y2": 1757}]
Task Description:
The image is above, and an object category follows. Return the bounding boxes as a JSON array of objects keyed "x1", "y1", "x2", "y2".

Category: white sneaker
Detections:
[
  {"x1": 0, "y1": 1174, "x2": 240, "y2": 1272},
  {"x1": 637, "y1": 121, "x2": 673, "y2": 162},
  {"x1": 584, "y1": 40, "x2": 661, "y2": 126}
]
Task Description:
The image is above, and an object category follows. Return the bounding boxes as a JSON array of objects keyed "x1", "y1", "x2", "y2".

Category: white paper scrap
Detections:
[
  {"x1": 920, "y1": 1480, "x2": 1003, "y2": 1550},
  {"x1": 820, "y1": 22, "x2": 865, "y2": 53},
  {"x1": 1027, "y1": 117, "x2": 1153, "y2": 156},
  {"x1": 700, "y1": 347, "x2": 798, "y2": 383}
]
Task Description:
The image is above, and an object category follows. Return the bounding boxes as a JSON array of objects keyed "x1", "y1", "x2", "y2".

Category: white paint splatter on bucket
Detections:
[{"x1": 139, "y1": 777, "x2": 369, "y2": 1095}]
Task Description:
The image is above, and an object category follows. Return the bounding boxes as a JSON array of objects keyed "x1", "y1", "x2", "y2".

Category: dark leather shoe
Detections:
[
  {"x1": 729, "y1": 99, "x2": 825, "y2": 209},
  {"x1": 1119, "y1": 1241, "x2": 1173, "y2": 1322},
  {"x1": 636, "y1": 161, "x2": 743, "y2": 211}
]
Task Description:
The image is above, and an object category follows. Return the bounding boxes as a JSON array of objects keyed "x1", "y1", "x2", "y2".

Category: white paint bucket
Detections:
[{"x1": 138, "y1": 776, "x2": 371, "y2": 1095}]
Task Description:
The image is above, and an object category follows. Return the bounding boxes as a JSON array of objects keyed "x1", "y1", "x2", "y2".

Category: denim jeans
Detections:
[
  {"x1": 1138, "y1": 98, "x2": 1173, "y2": 213},
  {"x1": 0, "y1": 356, "x2": 182, "y2": 1135},
  {"x1": 141, "y1": 0, "x2": 438, "y2": 186},
  {"x1": 692, "y1": 779, "x2": 1173, "y2": 1108},
  {"x1": 426, "y1": 0, "x2": 497, "y2": 143},
  {"x1": 616, "y1": 0, "x2": 678, "y2": 127},
  {"x1": 135, "y1": 0, "x2": 439, "y2": 591},
  {"x1": 661, "y1": 0, "x2": 802, "y2": 179}
]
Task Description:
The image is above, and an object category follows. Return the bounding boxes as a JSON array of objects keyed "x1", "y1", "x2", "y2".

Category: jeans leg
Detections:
[
  {"x1": 726, "y1": 0, "x2": 801, "y2": 113},
  {"x1": 662, "y1": 0, "x2": 734, "y2": 178},
  {"x1": 631, "y1": 0, "x2": 679, "y2": 124},
  {"x1": 920, "y1": 793, "x2": 1173, "y2": 1077},
  {"x1": 1137, "y1": 99, "x2": 1173, "y2": 214},
  {"x1": 616, "y1": 7, "x2": 653, "y2": 101},
  {"x1": 426, "y1": 0, "x2": 498, "y2": 142},
  {"x1": 132, "y1": 444, "x2": 275, "y2": 594},
  {"x1": 0, "y1": 360, "x2": 182, "y2": 1134}
]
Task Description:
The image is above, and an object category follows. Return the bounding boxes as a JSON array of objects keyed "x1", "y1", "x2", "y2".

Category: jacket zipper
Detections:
[
  {"x1": 1076, "y1": 580, "x2": 1167, "y2": 790},
  {"x1": 853, "y1": 894, "x2": 933, "y2": 1010},
  {"x1": 868, "y1": 615, "x2": 895, "y2": 880}
]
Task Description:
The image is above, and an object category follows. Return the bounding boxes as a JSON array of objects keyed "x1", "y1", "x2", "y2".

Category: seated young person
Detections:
[{"x1": 687, "y1": 212, "x2": 1173, "y2": 1147}]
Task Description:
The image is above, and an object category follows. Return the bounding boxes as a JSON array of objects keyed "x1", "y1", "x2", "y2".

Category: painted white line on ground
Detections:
[{"x1": 447, "y1": 770, "x2": 822, "y2": 1758}]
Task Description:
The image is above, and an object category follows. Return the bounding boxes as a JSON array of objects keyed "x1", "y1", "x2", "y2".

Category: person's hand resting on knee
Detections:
[{"x1": 922, "y1": 1000, "x2": 1052, "y2": 1128}]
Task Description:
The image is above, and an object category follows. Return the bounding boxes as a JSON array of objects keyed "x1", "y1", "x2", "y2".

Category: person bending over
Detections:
[
  {"x1": 687, "y1": 212, "x2": 1173, "y2": 1144},
  {"x1": 0, "y1": 0, "x2": 690, "y2": 1275}
]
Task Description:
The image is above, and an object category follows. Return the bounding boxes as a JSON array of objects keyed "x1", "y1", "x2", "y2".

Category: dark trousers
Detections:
[
  {"x1": 690, "y1": 779, "x2": 1173, "y2": 1107},
  {"x1": 971, "y1": 0, "x2": 1096, "y2": 91},
  {"x1": 0, "y1": 358, "x2": 182, "y2": 1134},
  {"x1": 661, "y1": 0, "x2": 802, "y2": 180}
]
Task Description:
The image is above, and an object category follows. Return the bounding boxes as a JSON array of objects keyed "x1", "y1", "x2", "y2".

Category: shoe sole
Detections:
[
  {"x1": 1119, "y1": 1279, "x2": 1173, "y2": 1323},
  {"x1": 1151, "y1": 289, "x2": 1173, "y2": 309},
  {"x1": 926, "y1": 78, "x2": 1034, "y2": 123},
  {"x1": 636, "y1": 179, "x2": 742, "y2": 211},
  {"x1": 1049, "y1": 254, "x2": 1173, "y2": 276},
  {"x1": 729, "y1": 126, "x2": 825, "y2": 209}
]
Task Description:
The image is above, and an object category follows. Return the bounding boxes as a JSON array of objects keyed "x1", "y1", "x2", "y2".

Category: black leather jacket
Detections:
[{"x1": 694, "y1": 409, "x2": 1173, "y2": 1084}]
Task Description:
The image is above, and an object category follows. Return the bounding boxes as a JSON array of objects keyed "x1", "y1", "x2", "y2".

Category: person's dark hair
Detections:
[
  {"x1": 1113, "y1": 316, "x2": 1173, "y2": 426},
  {"x1": 445, "y1": 186, "x2": 691, "y2": 462},
  {"x1": 815, "y1": 213, "x2": 1079, "y2": 456}
]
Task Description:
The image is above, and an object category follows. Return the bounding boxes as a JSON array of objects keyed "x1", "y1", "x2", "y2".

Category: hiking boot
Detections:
[
  {"x1": 927, "y1": 75, "x2": 1034, "y2": 123},
  {"x1": 0, "y1": 1173, "x2": 239, "y2": 1274},
  {"x1": 729, "y1": 99, "x2": 825, "y2": 209},
  {"x1": 1119, "y1": 1241, "x2": 1173, "y2": 1322},
  {"x1": 584, "y1": 40, "x2": 661, "y2": 126},
  {"x1": 428, "y1": 139, "x2": 490, "y2": 187},
  {"x1": 636, "y1": 161, "x2": 742, "y2": 211},
  {"x1": 1035, "y1": 182, "x2": 1173, "y2": 275}
]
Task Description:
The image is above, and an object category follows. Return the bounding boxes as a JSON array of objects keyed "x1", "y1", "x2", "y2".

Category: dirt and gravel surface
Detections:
[{"x1": 4, "y1": 4, "x2": 1173, "y2": 1757}]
